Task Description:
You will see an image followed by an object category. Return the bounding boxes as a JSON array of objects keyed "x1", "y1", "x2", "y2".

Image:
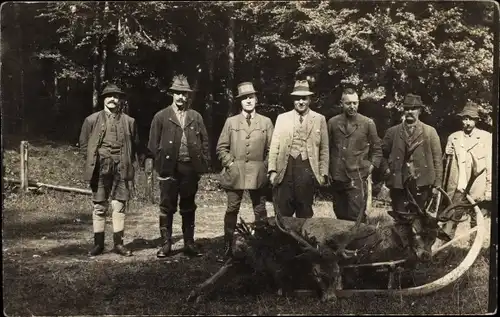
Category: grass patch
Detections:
[{"x1": 2, "y1": 137, "x2": 494, "y2": 315}]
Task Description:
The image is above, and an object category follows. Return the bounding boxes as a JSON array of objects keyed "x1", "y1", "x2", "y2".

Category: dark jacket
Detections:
[
  {"x1": 382, "y1": 120, "x2": 443, "y2": 189},
  {"x1": 79, "y1": 110, "x2": 140, "y2": 182},
  {"x1": 147, "y1": 105, "x2": 210, "y2": 177},
  {"x1": 328, "y1": 113, "x2": 382, "y2": 182}
]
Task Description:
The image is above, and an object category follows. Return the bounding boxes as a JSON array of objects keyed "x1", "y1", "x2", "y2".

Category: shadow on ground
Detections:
[{"x1": 3, "y1": 227, "x2": 491, "y2": 316}]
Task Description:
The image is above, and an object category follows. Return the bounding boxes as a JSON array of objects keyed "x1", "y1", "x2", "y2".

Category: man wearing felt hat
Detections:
[
  {"x1": 79, "y1": 83, "x2": 143, "y2": 257},
  {"x1": 268, "y1": 79, "x2": 329, "y2": 218},
  {"x1": 439, "y1": 101, "x2": 492, "y2": 238},
  {"x1": 381, "y1": 93, "x2": 443, "y2": 219},
  {"x1": 147, "y1": 74, "x2": 210, "y2": 258},
  {"x1": 216, "y1": 81, "x2": 274, "y2": 261}
]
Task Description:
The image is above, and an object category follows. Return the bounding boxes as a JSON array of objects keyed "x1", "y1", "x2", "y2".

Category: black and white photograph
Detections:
[{"x1": 1, "y1": 1, "x2": 498, "y2": 315}]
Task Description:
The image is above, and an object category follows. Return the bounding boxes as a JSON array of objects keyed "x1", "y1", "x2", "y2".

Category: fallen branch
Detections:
[{"x1": 4, "y1": 177, "x2": 92, "y2": 195}]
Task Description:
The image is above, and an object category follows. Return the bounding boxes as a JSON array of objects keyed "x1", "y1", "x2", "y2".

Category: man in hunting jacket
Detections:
[
  {"x1": 382, "y1": 94, "x2": 443, "y2": 218},
  {"x1": 148, "y1": 75, "x2": 210, "y2": 258},
  {"x1": 328, "y1": 87, "x2": 382, "y2": 222},
  {"x1": 268, "y1": 79, "x2": 329, "y2": 218},
  {"x1": 216, "y1": 82, "x2": 274, "y2": 261},
  {"x1": 440, "y1": 101, "x2": 492, "y2": 238},
  {"x1": 79, "y1": 83, "x2": 142, "y2": 257}
]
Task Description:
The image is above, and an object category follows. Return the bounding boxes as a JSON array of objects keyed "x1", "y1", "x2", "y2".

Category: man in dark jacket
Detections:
[
  {"x1": 382, "y1": 94, "x2": 443, "y2": 217},
  {"x1": 79, "y1": 83, "x2": 142, "y2": 257},
  {"x1": 148, "y1": 74, "x2": 210, "y2": 258},
  {"x1": 328, "y1": 87, "x2": 382, "y2": 222}
]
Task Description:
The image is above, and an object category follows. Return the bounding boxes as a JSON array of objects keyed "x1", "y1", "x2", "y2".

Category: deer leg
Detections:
[{"x1": 187, "y1": 261, "x2": 237, "y2": 302}]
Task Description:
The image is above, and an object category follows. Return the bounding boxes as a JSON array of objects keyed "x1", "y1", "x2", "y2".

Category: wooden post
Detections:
[{"x1": 20, "y1": 141, "x2": 29, "y2": 192}]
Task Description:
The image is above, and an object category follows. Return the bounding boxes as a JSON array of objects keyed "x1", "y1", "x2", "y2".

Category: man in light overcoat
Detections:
[
  {"x1": 328, "y1": 87, "x2": 382, "y2": 222},
  {"x1": 268, "y1": 79, "x2": 329, "y2": 218},
  {"x1": 216, "y1": 82, "x2": 274, "y2": 260},
  {"x1": 382, "y1": 94, "x2": 443, "y2": 218},
  {"x1": 148, "y1": 74, "x2": 210, "y2": 258},
  {"x1": 440, "y1": 101, "x2": 492, "y2": 238}
]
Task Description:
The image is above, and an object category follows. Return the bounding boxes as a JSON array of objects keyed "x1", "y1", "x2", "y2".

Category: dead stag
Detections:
[{"x1": 187, "y1": 146, "x2": 482, "y2": 303}]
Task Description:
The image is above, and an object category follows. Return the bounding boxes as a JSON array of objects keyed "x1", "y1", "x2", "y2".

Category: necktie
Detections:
[
  {"x1": 299, "y1": 115, "x2": 304, "y2": 124},
  {"x1": 246, "y1": 113, "x2": 251, "y2": 126}
]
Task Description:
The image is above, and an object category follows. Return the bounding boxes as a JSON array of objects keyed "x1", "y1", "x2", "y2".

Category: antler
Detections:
[{"x1": 437, "y1": 153, "x2": 485, "y2": 223}]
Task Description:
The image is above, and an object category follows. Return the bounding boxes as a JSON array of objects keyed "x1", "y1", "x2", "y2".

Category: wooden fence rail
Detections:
[{"x1": 4, "y1": 140, "x2": 93, "y2": 196}]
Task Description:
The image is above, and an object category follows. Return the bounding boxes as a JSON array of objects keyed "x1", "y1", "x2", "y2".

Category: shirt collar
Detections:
[
  {"x1": 242, "y1": 110, "x2": 255, "y2": 119},
  {"x1": 104, "y1": 106, "x2": 119, "y2": 119},
  {"x1": 294, "y1": 108, "x2": 310, "y2": 118}
]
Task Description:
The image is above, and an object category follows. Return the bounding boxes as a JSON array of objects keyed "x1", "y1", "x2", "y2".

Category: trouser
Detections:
[
  {"x1": 158, "y1": 161, "x2": 200, "y2": 243},
  {"x1": 90, "y1": 161, "x2": 130, "y2": 234},
  {"x1": 224, "y1": 188, "x2": 268, "y2": 238},
  {"x1": 331, "y1": 177, "x2": 368, "y2": 222},
  {"x1": 275, "y1": 156, "x2": 316, "y2": 218},
  {"x1": 388, "y1": 186, "x2": 431, "y2": 220}
]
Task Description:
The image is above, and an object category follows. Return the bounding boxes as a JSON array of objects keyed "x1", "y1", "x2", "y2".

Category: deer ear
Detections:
[{"x1": 437, "y1": 227, "x2": 452, "y2": 242}]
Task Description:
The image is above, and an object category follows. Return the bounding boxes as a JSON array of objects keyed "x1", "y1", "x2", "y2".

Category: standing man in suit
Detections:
[
  {"x1": 328, "y1": 88, "x2": 382, "y2": 222},
  {"x1": 440, "y1": 101, "x2": 492, "y2": 238},
  {"x1": 268, "y1": 79, "x2": 329, "y2": 218},
  {"x1": 216, "y1": 82, "x2": 274, "y2": 260},
  {"x1": 382, "y1": 94, "x2": 443, "y2": 218},
  {"x1": 79, "y1": 83, "x2": 142, "y2": 257},
  {"x1": 148, "y1": 74, "x2": 210, "y2": 258}
]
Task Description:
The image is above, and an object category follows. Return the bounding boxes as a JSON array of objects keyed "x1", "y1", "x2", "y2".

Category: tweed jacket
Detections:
[
  {"x1": 382, "y1": 120, "x2": 443, "y2": 189},
  {"x1": 444, "y1": 128, "x2": 492, "y2": 201},
  {"x1": 216, "y1": 112, "x2": 274, "y2": 190},
  {"x1": 268, "y1": 109, "x2": 329, "y2": 185},
  {"x1": 79, "y1": 110, "x2": 140, "y2": 182},
  {"x1": 147, "y1": 105, "x2": 210, "y2": 177},
  {"x1": 328, "y1": 113, "x2": 382, "y2": 182}
]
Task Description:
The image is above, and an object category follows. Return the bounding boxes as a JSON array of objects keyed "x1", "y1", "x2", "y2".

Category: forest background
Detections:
[{"x1": 1, "y1": 1, "x2": 497, "y2": 171}]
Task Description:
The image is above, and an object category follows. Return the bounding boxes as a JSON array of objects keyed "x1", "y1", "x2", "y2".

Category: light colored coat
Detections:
[
  {"x1": 216, "y1": 112, "x2": 274, "y2": 190},
  {"x1": 268, "y1": 109, "x2": 329, "y2": 185},
  {"x1": 444, "y1": 128, "x2": 492, "y2": 201}
]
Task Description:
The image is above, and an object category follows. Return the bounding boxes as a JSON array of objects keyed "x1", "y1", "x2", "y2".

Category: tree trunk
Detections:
[
  {"x1": 14, "y1": 3, "x2": 26, "y2": 134},
  {"x1": 226, "y1": 15, "x2": 235, "y2": 118},
  {"x1": 206, "y1": 42, "x2": 215, "y2": 170}
]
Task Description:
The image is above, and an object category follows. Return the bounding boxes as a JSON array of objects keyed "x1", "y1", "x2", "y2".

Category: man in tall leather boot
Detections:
[
  {"x1": 79, "y1": 83, "x2": 143, "y2": 257},
  {"x1": 148, "y1": 74, "x2": 210, "y2": 258},
  {"x1": 216, "y1": 82, "x2": 274, "y2": 262}
]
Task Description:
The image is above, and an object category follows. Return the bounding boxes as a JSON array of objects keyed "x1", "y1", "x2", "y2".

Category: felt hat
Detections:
[{"x1": 290, "y1": 80, "x2": 314, "y2": 96}]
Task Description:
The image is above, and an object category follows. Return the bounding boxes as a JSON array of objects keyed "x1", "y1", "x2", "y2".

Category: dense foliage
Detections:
[{"x1": 2, "y1": 1, "x2": 496, "y2": 169}]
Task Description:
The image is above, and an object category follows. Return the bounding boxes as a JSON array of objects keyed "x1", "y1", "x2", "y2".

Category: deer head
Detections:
[{"x1": 392, "y1": 151, "x2": 483, "y2": 262}]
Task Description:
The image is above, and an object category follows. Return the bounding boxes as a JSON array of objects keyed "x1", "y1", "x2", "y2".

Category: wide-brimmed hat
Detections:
[
  {"x1": 290, "y1": 80, "x2": 314, "y2": 96},
  {"x1": 236, "y1": 82, "x2": 257, "y2": 98},
  {"x1": 100, "y1": 83, "x2": 126, "y2": 97},
  {"x1": 457, "y1": 101, "x2": 480, "y2": 118},
  {"x1": 169, "y1": 75, "x2": 193, "y2": 92},
  {"x1": 402, "y1": 94, "x2": 423, "y2": 108}
]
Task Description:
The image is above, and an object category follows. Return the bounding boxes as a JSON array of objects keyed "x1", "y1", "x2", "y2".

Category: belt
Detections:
[{"x1": 177, "y1": 158, "x2": 192, "y2": 163}]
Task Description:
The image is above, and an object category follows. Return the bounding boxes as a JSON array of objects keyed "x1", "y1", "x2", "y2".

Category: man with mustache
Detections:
[
  {"x1": 79, "y1": 83, "x2": 143, "y2": 257},
  {"x1": 216, "y1": 82, "x2": 274, "y2": 261},
  {"x1": 440, "y1": 101, "x2": 492, "y2": 238},
  {"x1": 327, "y1": 87, "x2": 382, "y2": 222},
  {"x1": 268, "y1": 79, "x2": 329, "y2": 218},
  {"x1": 148, "y1": 75, "x2": 210, "y2": 258},
  {"x1": 382, "y1": 94, "x2": 443, "y2": 218}
]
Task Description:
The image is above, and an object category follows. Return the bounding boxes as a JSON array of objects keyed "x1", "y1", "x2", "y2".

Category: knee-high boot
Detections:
[
  {"x1": 157, "y1": 213, "x2": 173, "y2": 258},
  {"x1": 182, "y1": 212, "x2": 202, "y2": 257},
  {"x1": 217, "y1": 213, "x2": 237, "y2": 263}
]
